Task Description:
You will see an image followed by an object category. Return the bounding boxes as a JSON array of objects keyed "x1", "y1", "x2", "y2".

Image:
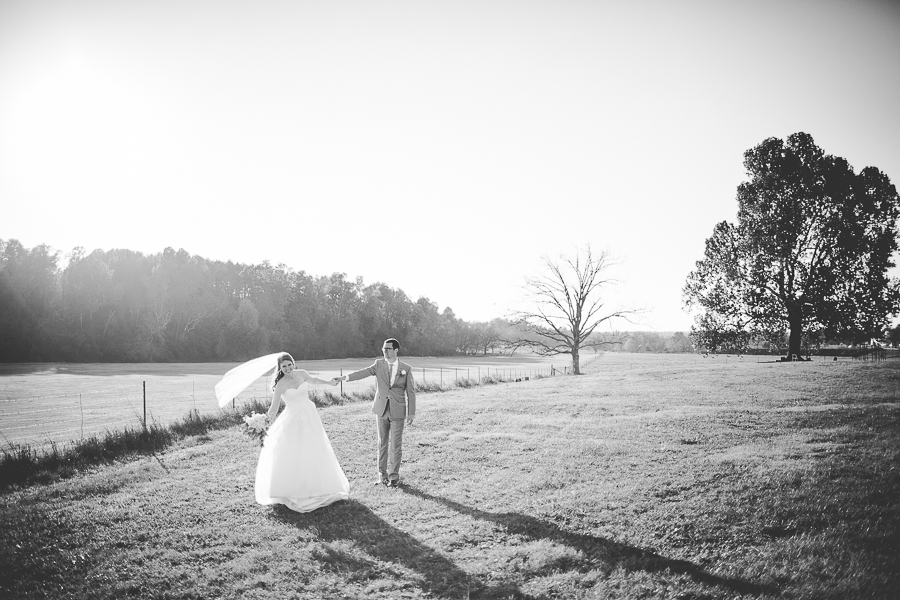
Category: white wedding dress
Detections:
[{"x1": 255, "y1": 383, "x2": 350, "y2": 512}]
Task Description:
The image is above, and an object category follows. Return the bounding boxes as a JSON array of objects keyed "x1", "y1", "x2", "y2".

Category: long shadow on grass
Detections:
[
  {"x1": 270, "y1": 499, "x2": 539, "y2": 599},
  {"x1": 401, "y1": 484, "x2": 773, "y2": 596}
]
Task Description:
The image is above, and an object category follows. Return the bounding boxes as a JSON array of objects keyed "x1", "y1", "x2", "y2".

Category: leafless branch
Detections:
[{"x1": 509, "y1": 245, "x2": 643, "y2": 373}]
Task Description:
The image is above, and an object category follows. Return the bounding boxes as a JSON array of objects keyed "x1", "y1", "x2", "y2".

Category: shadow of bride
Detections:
[
  {"x1": 399, "y1": 484, "x2": 772, "y2": 596},
  {"x1": 269, "y1": 499, "x2": 539, "y2": 599}
]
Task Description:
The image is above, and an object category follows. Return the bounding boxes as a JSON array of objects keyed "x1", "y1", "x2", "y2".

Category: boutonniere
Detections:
[{"x1": 400, "y1": 369, "x2": 406, "y2": 376}]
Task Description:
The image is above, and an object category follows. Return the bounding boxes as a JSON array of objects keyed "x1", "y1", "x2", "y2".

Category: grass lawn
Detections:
[
  {"x1": 0, "y1": 355, "x2": 564, "y2": 448},
  {"x1": 1, "y1": 356, "x2": 898, "y2": 599}
]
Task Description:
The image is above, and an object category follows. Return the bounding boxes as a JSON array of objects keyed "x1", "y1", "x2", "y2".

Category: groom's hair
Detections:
[{"x1": 384, "y1": 338, "x2": 400, "y2": 351}]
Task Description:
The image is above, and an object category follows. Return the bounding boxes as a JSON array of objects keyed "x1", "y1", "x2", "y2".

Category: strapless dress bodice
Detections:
[{"x1": 282, "y1": 385, "x2": 310, "y2": 407}]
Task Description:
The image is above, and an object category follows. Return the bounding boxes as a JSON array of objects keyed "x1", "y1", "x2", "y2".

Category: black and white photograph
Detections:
[{"x1": 1, "y1": 0, "x2": 899, "y2": 598}]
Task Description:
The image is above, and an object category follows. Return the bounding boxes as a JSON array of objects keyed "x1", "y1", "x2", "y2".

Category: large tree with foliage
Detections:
[
  {"x1": 684, "y1": 132, "x2": 900, "y2": 360},
  {"x1": 511, "y1": 246, "x2": 638, "y2": 374}
]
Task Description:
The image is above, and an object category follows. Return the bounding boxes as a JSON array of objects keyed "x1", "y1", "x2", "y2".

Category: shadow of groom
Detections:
[
  {"x1": 399, "y1": 484, "x2": 772, "y2": 596},
  {"x1": 269, "y1": 499, "x2": 540, "y2": 599}
]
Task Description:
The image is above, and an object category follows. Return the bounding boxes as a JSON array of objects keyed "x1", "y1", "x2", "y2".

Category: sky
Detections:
[{"x1": 2, "y1": 0, "x2": 899, "y2": 332}]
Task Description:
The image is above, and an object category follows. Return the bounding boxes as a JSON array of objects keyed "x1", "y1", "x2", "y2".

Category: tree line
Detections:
[
  {"x1": 6, "y1": 232, "x2": 893, "y2": 366},
  {"x1": 0, "y1": 238, "x2": 715, "y2": 364},
  {"x1": 10, "y1": 131, "x2": 896, "y2": 366},
  {"x1": 0, "y1": 241, "x2": 521, "y2": 362}
]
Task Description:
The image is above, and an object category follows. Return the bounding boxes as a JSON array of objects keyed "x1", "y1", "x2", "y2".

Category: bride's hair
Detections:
[{"x1": 272, "y1": 353, "x2": 295, "y2": 390}]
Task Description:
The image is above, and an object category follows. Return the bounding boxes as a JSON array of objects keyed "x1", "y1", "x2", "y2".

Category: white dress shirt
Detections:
[{"x1": 386, "y1": 359, "x2": 397, "y2": 385}]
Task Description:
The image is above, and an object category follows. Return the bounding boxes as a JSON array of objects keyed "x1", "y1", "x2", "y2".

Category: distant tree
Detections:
[
  {"x1": 59, "y1": 247, "x2": 125, "y2": 360},
  {"x1": 237, "y1": 260, "x2": 292, "y2": 347},
  {"x1": 622, "y1": 337, "x2": 641, "y2": 353},
  {"x1": 0, "y1": 240, "x2": 60, "y2": 361},
  {"x1": 688, "y1": 313, "x2": 751, "y2": 355},
  {"x1": 438, "y1": 306, "x2": 461, "y2": 355},
  {"x1": 316, "y1": 273, "x2": 365, "y2": 358},
  {"x1": 684, "y1": 133, "x2": 900, "y2": 361},
  {"x1": 666, "y1": 331, "x2": 693, "y2": 353},
  {"x1": 408, "y1": 297, "x2": 445, "y2": 355},
  {"x1": 217, "y1": 298, "x2": 268, "y2": 360},
  {"x1": 511, "y1": 246, "x2": 639, "y2": 374},
  {"x1": 476, "y1": 320, "x2": 505, "y2": 355},
  {"x1": 101, "y1": 248, "x2": 155, "y2": 360},
  {"x1": 887, "y1": 324, "x2": 900, "y2": 348},
  {"x1": 623, "y1": 332, "x2": 665, "y2": 353},
  {"x1": 758, "y1": 328, "x2": 787, "y2": 356},
  {"x1": 357, "y1": 281, "x2": 394, "y2": 352}
]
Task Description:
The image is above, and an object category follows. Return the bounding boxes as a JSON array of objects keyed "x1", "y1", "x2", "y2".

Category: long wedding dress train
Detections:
[{"x1": 255, "y1": 384, "x2": 349, "y2": 512}]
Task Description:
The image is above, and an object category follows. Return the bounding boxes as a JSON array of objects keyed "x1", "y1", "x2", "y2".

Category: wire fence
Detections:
[
  {"x1": 337, "y1": 364, "x2": 562, "y2": 396},
  {"x1": 0, "y1": 365, "x2": 566, "y2": 450}
]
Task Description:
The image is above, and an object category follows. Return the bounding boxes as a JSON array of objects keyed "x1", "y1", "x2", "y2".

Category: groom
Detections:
[{"x1": 335, "y1": 338, "x2": 416, "y2": 487}]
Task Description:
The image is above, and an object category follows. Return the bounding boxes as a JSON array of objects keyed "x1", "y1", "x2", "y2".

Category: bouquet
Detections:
[{"x1": 242, "y1": 412, "x2": 269, "y2": 445}]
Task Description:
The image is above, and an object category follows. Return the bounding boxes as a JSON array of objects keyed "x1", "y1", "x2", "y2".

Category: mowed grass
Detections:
[
  {"x1": 0, "y1": 355, "x2": 562, "y2": 448},
  {"x1": 1, "y1": 357, "x2": 898, "y2": 599}
]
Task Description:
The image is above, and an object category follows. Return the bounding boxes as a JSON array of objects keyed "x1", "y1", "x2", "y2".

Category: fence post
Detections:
[
  {"x1": 440, "y1": 368, "x2": 443, "y2": 387},
  {"x1": 340, "y1": 368, "x2": 343, "y2": 396},
  {"x1": 143, "y1": 381, "x2": 147, "y2": 430}
]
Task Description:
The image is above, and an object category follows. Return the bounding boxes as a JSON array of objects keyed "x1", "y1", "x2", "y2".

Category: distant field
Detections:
[
  {"x1": 0, "y1": 352, "x2": 856, "y2": 449},
  {"x1": 0, "y1": 353, "x2": 628, "y2": 448}
]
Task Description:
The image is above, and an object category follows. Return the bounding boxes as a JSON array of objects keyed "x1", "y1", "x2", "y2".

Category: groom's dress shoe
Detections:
[{"x1": 389, "y1": 479, "x2": 400, "y2": 488}]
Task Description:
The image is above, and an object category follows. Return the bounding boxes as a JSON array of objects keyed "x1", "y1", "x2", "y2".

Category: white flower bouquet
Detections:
[{"x1": 242, "y1": 412, "x2": 269, "y2": 445}]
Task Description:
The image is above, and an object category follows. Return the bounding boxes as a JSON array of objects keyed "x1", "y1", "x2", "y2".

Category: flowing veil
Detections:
[{"x1": 214, "y1": 352, "x2": 286, "y2": 408}]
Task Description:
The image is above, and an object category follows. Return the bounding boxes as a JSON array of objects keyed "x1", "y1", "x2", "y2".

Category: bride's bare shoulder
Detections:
[{"x1": 280, "y1": 370, "x2": 310, "y2": 386}]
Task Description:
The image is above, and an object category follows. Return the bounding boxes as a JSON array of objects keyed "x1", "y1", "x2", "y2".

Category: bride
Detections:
[{"x1": 253, "y1": 353, "x2": 350, "y2": 512}]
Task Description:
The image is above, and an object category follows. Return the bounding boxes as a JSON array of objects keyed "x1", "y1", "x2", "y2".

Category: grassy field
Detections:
[
  {"x1": 0, "y1": 355, "x2": 569, "y2": 448},
  {"x1": 1, "y1": 355, "x2": 898, "y2": 599}
]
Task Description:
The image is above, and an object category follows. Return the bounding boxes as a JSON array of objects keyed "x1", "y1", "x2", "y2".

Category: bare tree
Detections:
[{"x1": 511, "y1": 246, "x2": 640, "y2": 374}]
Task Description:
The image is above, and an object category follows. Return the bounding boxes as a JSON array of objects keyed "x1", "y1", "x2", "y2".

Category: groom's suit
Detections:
[{"x1": 346, "y1": 359, "x2": 416, "y2": 482}]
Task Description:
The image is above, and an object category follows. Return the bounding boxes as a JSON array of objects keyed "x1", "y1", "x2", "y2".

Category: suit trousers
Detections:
[{"x1": 376, "y1": 407, "x2": 405, "y2": 481}]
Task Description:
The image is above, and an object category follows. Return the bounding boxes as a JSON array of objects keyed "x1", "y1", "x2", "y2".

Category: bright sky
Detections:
[{"x1": 2, "y1": 0, "x2": 899, "y2": 332}]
